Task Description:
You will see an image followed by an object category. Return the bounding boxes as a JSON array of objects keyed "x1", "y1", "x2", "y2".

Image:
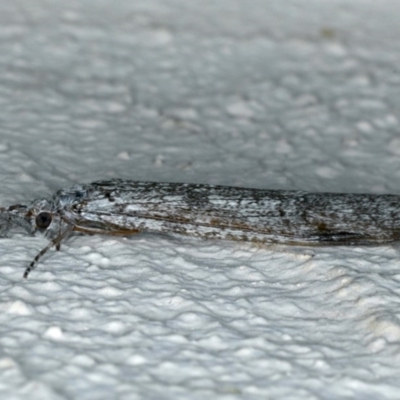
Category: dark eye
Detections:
[{"x1": 35, "y1": 212, "x2": 52, "y2": 229}]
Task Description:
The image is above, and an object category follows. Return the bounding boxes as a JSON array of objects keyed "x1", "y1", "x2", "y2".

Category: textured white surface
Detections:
[{"x1": 1, "y1": 0, "x2": 400, "y2": 399}]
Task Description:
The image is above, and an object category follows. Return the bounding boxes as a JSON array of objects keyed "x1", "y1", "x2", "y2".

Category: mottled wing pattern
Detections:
[{"x1": 59, "y1": 179, "x2": 400, "y2": 245}]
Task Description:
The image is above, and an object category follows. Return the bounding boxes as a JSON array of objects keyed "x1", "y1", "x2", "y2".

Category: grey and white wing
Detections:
[{"x1": 55, "y1": 179, "x2": 400, "y2": 245}]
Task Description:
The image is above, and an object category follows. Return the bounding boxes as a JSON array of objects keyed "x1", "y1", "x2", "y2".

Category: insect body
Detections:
[{"x1": 1, "y1": 179, "x2": 400, "y2": 278}]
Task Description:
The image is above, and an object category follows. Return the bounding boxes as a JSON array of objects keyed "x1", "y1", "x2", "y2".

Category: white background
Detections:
[{"x1": 0, "y1": 0, "x2": 400, "y2": 399}]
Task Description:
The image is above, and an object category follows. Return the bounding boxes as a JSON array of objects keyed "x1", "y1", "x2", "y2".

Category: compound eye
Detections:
[{"x1": 35, "y1": 212, "x2": 53, "y2": 229}]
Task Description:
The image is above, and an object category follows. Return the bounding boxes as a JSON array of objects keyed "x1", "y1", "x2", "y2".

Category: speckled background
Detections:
[{"x1": 0, "y1": 1, "x2": 400, "y2": 399}]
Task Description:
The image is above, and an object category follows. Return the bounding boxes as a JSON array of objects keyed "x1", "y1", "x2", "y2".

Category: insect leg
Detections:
[{"x1": 23, "y1": 226, "x2": 73, "y2": 279}]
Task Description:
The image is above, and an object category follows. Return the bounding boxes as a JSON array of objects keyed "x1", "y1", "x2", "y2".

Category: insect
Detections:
[{"x1": 1, "y1": 179, "x2": 400, "y2": 278}]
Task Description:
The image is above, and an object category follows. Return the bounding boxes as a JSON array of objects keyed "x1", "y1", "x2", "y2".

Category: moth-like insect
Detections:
[{"x1": 1, "y1": 179, "x2": 399, "y2": 278}]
